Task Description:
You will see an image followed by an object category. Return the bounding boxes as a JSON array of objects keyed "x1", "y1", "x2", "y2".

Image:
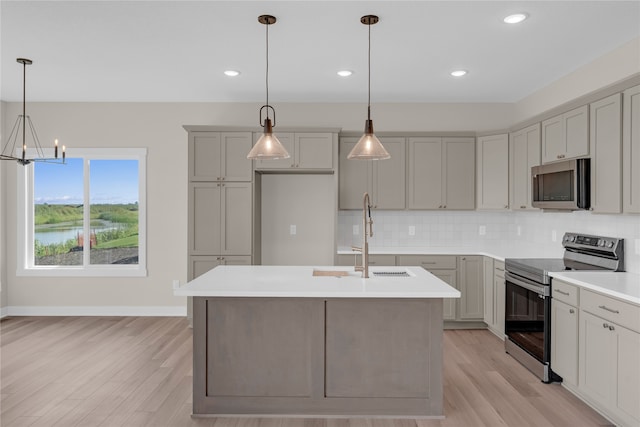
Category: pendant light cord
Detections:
[
  {"x1": 22, "y1": 60, "x2": 26, "y2": 151},
  {"x1": 265, "y1": 20, "x2": 270, "y2": 120},
  {"x1": 367, "y1": 20, "x2": 371, "y2": 121}
]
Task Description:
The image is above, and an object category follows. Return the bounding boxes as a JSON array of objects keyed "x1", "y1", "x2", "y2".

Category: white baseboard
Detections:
[
  {"x1": 0, "y1": 306, "x2": 9, "y2": 319},
  {"x1": 5, "y1": 305, "x2": 187, "y2": 317}
]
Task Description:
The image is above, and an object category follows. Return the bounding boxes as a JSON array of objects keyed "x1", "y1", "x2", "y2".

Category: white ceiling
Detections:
[{"x1": 1, "y1": 1, "x2": 639, "y2": 103}]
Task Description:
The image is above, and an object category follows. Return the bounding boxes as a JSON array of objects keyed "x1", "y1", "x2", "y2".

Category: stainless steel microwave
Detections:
[{"x1": 531, "y1": 158, "x2": 590, "y2": 210}]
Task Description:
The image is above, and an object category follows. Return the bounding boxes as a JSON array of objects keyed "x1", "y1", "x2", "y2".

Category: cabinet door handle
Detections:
[
  {"x1": 603, "y1": 323, "x2": 609, "y2": 328},
  {"x1": 438, "y1": 205, "x2": 442, "y2": 208},
  {"x1": 443, "y1": 205, "x2": 447, "y2": 209},
  {"x1": 461, "y1": 257, "x2": 466, "y2": 260},
  {"x1": 555, "y1": 289, "x2": 570, "y2": 296},
  {"x1": 569, "y1": 309, "x2": 575, "y2": 314},
  {"x1": 609, "y1": 325, "x2": 615, "y2": 331},
  {"x1": 221, "y1": 177, "x2": 225, "y2": 181},
  {"x1": 504, "y1": 205, "x2": 508, "y2": 209},
  {"x1": 520, "y1": 205, "x2": 526, "y2": 209},
  {"x1": 598, "y1": 305, "x2": 620, "y2": 314}
]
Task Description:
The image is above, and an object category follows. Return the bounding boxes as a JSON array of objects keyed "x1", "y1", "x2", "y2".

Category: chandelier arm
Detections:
[
  {"x1": 27, "y1": 116, "x2": 45, "y2": 158},
  {"x1": 2, "y1": 116, "x2": 22, "y2": 159}
]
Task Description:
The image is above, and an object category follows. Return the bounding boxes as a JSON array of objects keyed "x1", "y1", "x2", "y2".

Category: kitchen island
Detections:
[{"x1": 174, "y1": 265, "x2": 460, "y2": 417}]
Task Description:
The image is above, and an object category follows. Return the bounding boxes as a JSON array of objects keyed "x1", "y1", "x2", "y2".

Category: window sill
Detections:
[{"x1": 17, "y1": 266, "x2": 147, "y2": 278}]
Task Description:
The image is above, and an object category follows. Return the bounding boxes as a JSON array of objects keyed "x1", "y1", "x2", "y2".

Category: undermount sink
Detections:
[
  {"x1": 372, "y1": 271, "x2": 412, "y2": 277},
  {"x1": 312, "y1": 268, "x2": 414, "y2": 278},
  {"x1": 312, "y1": 269, "x2": 351, "y2": 277}
]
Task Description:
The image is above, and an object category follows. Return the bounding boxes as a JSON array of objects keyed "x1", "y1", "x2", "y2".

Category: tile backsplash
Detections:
[{"x1": 338, "y1": 210, "x2": 640, "y2": 274}]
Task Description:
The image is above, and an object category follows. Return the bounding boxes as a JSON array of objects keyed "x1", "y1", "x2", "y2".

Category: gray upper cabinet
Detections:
[
  {"x1": 339, "y1": 137, "x2": 406, "y2": 209},
  {"x1": 590, "y1": 93, "x2": 623, "y2": 214},
  {"x1": 510, "y1": 124, "x2": 541, "y2": 210},
  {"x1": 541, "y1": 105, "x2": 589, "y2": 164},
  {"x1": 408, "y1": 137, "x2": 475, "y2": 210},
  {"x1": 623, "y1": 85, "x2": 640, "y2": 214},
  {"x1": 476, "y1": 134, "x2": 509, "y2": 210},
  {"x1": 256, "y1": 132, "x2": 333, "y2": 170},
  {"x1": 189, "y1": 182, "x2": 252, "y2": 256},
  {"x1": 189, "y1": 132, "x2": 253, "y2": 182}
]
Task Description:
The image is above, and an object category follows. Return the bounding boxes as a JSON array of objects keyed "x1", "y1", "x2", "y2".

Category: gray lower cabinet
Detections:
[
  {"x1": 397, "y1": 256, "x2": 457, "y2": 321},
  {"x1": 483, "y1": 258, "x2": 505, "y2": 338},
  {"x1": 458, "y1": 256, "x2": 484, "y2": 320},
  {"x1": 192, "y1": 297, "x2": 444, "y2": 416}
]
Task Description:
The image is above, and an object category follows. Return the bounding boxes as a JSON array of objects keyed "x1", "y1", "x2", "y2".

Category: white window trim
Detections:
[{"x1": 17, "y1": 148, "x2": 147, "y2": 277}]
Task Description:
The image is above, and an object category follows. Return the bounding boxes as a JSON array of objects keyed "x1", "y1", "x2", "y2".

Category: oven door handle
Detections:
[{"x1": 505, "y1": 271, "x2": 550, "y2": 297}]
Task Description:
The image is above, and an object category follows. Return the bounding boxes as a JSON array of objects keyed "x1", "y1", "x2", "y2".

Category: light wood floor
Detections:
[{"x1": 1, "y1": 316, "x2": 612, "y2": 427}]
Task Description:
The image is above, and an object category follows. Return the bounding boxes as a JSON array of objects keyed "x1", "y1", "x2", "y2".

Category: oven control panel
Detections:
[{"x1": 563, "y1": 232, "x2": 623, "y2": 255}]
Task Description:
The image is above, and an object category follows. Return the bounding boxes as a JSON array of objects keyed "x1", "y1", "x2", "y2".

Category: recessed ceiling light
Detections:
[
  {"x1": 503, "y1": 13, "x2": 528, "y2": 24},
  {"x1": 451, "y1": 70, "x2": 467, "y2": 77},
  {"x1": 224, "y1": 70, "x2": 240, "y2": 77},
  {"x1": 337, "y1": 70, "x2": 353, "y2": 77}
]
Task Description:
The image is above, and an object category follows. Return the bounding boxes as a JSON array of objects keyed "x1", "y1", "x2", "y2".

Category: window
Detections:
[{"x1": 18, "y1": 148, "x2": 147, "y2": 276}]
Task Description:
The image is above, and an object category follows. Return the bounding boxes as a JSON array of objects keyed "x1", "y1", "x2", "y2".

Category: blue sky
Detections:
[{"x1": 35, "y1": 158, "x2": 139, "y2": 205}]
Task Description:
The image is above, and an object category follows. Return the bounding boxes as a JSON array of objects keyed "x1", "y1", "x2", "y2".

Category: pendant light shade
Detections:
[
  {"x1": 347, "y1": 15, "x2": 390, "y2": 161},
  {"x1": 247, "y1": 15, "x2": 290, "y2": 160}
]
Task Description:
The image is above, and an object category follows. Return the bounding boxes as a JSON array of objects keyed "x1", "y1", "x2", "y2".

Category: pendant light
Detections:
[
  {"x1": 247, "y1": 15, "x2": 290, "y2": 160},
  {"x1": 347, "y1": 15, "x2": 390, "y2": 161},
  {"x1": 1, "y1": 58, "x2": 66, "y2": 165}
]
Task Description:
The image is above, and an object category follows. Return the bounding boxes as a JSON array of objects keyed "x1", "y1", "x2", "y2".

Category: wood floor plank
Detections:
[{"x1": 0, "y1": 318, "x2": 613, "y2": 427}]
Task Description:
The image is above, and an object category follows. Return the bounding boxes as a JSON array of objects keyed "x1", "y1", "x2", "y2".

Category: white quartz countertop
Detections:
[
  {"x1": 549, "y1": 271, "x2": 640, "y2": 305},
  {"x1": 337, "y1": 243, "x2": 564, "y2": 262},
  {"x1": 174, "y1": 265, "x2": 461, "y2": 299}
]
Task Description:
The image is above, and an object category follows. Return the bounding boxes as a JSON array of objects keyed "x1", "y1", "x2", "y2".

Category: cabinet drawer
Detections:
[
  {"x1": 552, "y1": 280, "x2": 579, "y2": 307},
  {"x1": 581, "y1": 289, "x2": 640, "y2": 333},
  {"x1": 397, "y1": 255, "x2": 456, "y2": 270}
]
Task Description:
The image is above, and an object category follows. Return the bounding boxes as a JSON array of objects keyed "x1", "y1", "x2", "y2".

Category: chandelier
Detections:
[{"x1": 1, "y1": 58, "x2": 65, "y2": 165}]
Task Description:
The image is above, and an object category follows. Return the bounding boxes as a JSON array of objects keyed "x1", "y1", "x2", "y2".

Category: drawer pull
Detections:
[
  {"x1": 598, "y1": 305, "x2": 620, "y2": 314},
  {"x1": 555, "y1": 289, "x2": 570, "y2": 296},
  {"x1": 421, "y1": 261, "x2": 437, "y2": 265},
  {"x1": 569, "y1": 309, "x2": 575, "y2": 314}
]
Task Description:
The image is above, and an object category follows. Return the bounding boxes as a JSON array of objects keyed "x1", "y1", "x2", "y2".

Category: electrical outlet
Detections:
[
  {"x1": 290, "y1": 225, "x2": 296, "y2": 235},
  {"x1": 353, "y1": 225, "x2": 359, "y2": 236},
  {"x1": 635, "y1": 239, "x2": 640, "y2": 255},
  {"x1": 479, "y1": 225, "x2": 486, "y2": 236},
  {"x1": 408, "y1": 226, "x2": 415, "y2": 236},
  {"x1": 551, "y1": 230, "x2": 557, "y2": 242},
  {"x1": 517, "y1": 226, "x2": 522, "y2": 236}
]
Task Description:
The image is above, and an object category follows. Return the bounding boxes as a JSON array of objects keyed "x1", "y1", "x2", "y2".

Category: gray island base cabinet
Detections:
[
  {"x1": 177, "y1": 265, "x2": 459, "y2": 417},
  {"x1": 192, "y1": 297, "x2": 444, "y2": 417}
]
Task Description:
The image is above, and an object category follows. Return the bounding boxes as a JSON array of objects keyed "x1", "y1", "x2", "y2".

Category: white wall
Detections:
[
  {"x1": 514, "y1": 37, "x2": 640, "y2": 123},
  {"x1": 0, "y1": 101, "x2": 512, "y2": 313},
  {"x1": 0, "y1": 101, "x2": 7, "y2": 316},
  {"x1": 261, "y1": 175, "x2": 335, "y2": 266}
]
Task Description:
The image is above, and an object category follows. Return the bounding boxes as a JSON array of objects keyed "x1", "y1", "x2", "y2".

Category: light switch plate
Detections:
[
  {"x1": 479, "y1": 225, "x2": 486, "y2": 236},
  {"x1": 290, "y1": 225, "x2": 296, "y2": 235},
  {"x1": 353, "y1": 225, "x2": 359, "y2": 235},
  {"x1": 635, "y1": 239, "x2": 640, "y2": 255}
]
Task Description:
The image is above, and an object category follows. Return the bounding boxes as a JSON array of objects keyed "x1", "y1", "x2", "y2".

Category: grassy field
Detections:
[
  {"x1": 34, "y1": 204, "x2": 138, "y2": 257},
  {"x1": 35, "y1": 203, "x2": 138, "y2": 225}
]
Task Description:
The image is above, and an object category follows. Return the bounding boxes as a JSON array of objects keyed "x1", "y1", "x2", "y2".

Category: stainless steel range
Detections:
[{"x1": 504, "y1": 232, "x2": 624, "y2": 383}]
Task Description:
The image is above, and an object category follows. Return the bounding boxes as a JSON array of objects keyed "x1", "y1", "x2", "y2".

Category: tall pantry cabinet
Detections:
[{"x1": 187, "y1": 130, "x2": 254, "y2": 280}]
